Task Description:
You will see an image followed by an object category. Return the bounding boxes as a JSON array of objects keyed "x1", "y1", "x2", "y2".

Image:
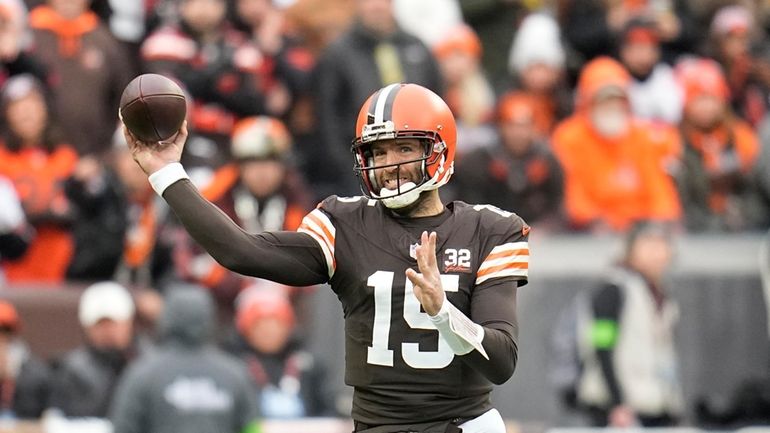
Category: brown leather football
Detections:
[{"x1": 119, "y1": 74, "x2": 187, "y2": 142}]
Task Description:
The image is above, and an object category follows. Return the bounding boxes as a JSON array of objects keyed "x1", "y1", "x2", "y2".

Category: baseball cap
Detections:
[
  {"x1": 711, "y1": 5, "x2": 751, "y2": 36},
  {"x1": 230, "y1": 116, "x2": 292, "y2": 161},
  {"x1": 235, "y1": 281, "x2": 295, "y2": 335},
  {"x1": 78, "y1": 281, "x2": 135, "y2": 327}
]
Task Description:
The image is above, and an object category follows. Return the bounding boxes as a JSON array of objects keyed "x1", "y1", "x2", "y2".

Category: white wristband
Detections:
[
  {"x1": 148, "y1": 163, "x2": 189, "y2": 196},
  {"x1": 430, "y1": 294, "x2": 488, "y2": 359}
]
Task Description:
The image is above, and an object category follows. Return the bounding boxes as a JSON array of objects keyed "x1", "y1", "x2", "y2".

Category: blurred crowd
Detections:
[
  {"x1": 4, "y1": 0, "x2": 770, "y2": 288},
  {"x1": 0, "y1": 0, "x2": 770, "y2": 430}
]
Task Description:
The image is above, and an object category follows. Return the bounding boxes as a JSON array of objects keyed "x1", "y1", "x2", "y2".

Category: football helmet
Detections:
[{"x1": 351, "y1": 83, "x2": 456, "y2": 209}]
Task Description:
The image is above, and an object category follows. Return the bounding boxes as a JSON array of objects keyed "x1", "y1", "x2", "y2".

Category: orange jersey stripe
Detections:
[
  {"x1": 306, "y1": 213, "x2": 335, "y2": 245},
  {"x1": 298, "y1": 222, "x2": 337, "y2": 270},
  {"x1": 483, "y1": 248, "x2": 529, "y2": 262},
  {"x1": 476, "y1": 261, "x2": 528, "y2": 277}
]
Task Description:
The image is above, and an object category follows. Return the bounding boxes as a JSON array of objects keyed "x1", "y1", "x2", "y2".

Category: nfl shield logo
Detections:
[{"x1": 409, "y1": 243, "x2": 419, "y2": 259}]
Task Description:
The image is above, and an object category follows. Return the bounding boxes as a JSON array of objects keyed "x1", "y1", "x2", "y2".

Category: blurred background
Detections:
[{"x1": 0, "y1": 0, "x2": 769, "y2": 432}]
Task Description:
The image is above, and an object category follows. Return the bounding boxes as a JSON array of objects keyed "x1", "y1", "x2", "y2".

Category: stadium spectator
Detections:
[
  {"x1": 313, "y1": 0, "x2": 442, "y2": 197},
  {"x1": 27, "y1": 0, "x2": 133, "y2": 155},
  {"x1": 674, "y1": 57, "x2": 762, "y2": 231},
  {"x1": 392, "y1": 0, "x2": 462, "y2": 48},
  {"x1": 707, "y1": 4, "x2": 770, "y2": 127},
  {"x1": 433, "y1": 24, "x2": 496, "y2": 156},
  {"x1": 551, "y1": 57, "x2": 681, "y2": 232},
  {"x1": 458, "y1": 0, "x2": 527, "y2": 91},
  {"x1": 0, "y1": 175, "x2": 30, "y2": 270},
  {"x1": 557, "y1": 0, "x2": 698, "y2": 68},
  {"x1": 231, "y1": 0, "x2": 314, "y2": 102},
  {"x1": 508, "y1": 12, "x2": 571, "y2": 137},
  {"x1": 453, "y1": 92, "x2": 564, "y2": 229},
  {"x1": 110, "y1": 284, "x2": 260, "y2": 433},
  {"x1": 231, "y1": 283, "x2": 335, "y2": 418},
  {"x1": 63, "y1": 145, "x2": 127, "y2": 282},
  {"x1": 64, "y1": 126, "x2": 176, "y2": 287},
  {"x1": 0, "y1": 300, "x2": 50, "y2": 419},
  {"x1": 281, "y1": 0, "x2": 354, "y2": 55},
  {"x1": 0, "y1": 0, "x2": 48, "y2": 88},
  {"x1": 49, "y1": 281, "x2": 141, "y2": 418},
  {"x1": 618, "y1": 17, "x2": 683, "y2": 125},
  {"x1": 141, "y1": 0, "x2": 284, "y2": 155},
  {"x1": 575, "y1": 221, "x2": 683, "y2": 427},
  {"x1": 0, "y1": 74, "x2": 77, "y2": 284},
  {"x1": 113, "y1": 129, "x2": 176, "y2": 288},
  {"x1": 173, "y1": 116, "x2": 313, "y2": 319}
]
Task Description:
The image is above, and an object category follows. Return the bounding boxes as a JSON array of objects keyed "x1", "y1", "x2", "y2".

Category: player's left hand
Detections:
[{"x1": 406, "y1": 231, "x2": 444, "y2": 316}]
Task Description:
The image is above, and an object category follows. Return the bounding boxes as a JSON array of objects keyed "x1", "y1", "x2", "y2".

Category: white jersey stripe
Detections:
[
  {"x1": 475, "y1": 268, "x2": 528, "y2": 285},
  {"x1": 373, "y1": 83, "x2": 399, "y2": 123},
  {"x1": 297, "y1": 227, "x2": 335, "y2": 278}
]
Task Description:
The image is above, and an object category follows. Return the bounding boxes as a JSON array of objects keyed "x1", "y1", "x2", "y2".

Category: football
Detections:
[{"x1": 119, "y1": 73, "x2": 187, "y2": 142}]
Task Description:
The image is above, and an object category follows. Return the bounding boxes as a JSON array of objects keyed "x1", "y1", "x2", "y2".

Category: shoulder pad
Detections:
[{"x1": 317, "y1": 195, "x2": 377, "y2": 216}]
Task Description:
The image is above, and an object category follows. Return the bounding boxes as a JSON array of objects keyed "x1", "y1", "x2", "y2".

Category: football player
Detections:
[{"x1": 124, "y1": 83, "x2": 529, "y2": 433}]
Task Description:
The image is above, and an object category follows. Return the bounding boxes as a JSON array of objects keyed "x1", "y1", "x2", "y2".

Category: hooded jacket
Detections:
[
  {"x1": 552, "y1": 57, "x2": 681, "y2": 231},
  {"x1": 110, "y1": 286, "x2": 258, "y2": 433}
]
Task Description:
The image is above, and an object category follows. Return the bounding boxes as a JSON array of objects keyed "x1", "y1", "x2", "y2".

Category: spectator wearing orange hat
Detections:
[
  {"x1": 618, "y1": 18, "x2": 683, "y2": 126},
  {"x1": 231, "y1": 281, "x2": 336, "y2": 418},
  {"x1": 674, "y1": 57, "x2": 763, "y2": 231},
  {"x1": 433, "y1": 24, "x2": 496, "y2": 156},
  {"x1": 172, "y1": 116, "x2": 314, "y2": 320},
  {"x1": 453, "y1": 91, "x2": 564, "y2": 229},
  {"x1": 708, "y1": 4, "x2": 770, "y2": 127},
  {"x1": 0, "y1": 300, "x2": 50, "y2": 419},
  {"x1": 551, "y1": 57, "x2": 681, "y2": 232}
]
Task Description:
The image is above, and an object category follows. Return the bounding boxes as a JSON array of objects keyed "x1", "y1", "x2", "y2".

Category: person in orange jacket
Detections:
[
  {"x1": 551, "y1": 56, "x2": 681, "y2": 232},
  {"x1": 674, "y1": 57, "x2": 762, "y2": 231},
  {"x1": 0, "y1": 74, "x2": 77, "y2": 283}
]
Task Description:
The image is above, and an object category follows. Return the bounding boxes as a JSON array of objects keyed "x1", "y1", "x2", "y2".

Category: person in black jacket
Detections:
[
  {"x1": 312, "y1": 0, "x2": 443, "y2": 197},
  {"x1": 48, "y1": 281, "x2": 141, "y2": 418},
  {"x1": 0, "y1": 301, "x2": 50, "y2": 419},
  {"x1": 110, "y1": 284, "x2": 259, "y2": 433}
]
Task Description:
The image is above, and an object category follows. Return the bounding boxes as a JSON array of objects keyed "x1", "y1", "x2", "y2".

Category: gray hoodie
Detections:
[{"x1": 110, "y1": 286, "x2": 259, "y2": 433}]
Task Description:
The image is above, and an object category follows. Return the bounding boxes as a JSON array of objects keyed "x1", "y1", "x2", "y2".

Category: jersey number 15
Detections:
[{"x1": 366, "y1": 271, "x2": 459, "y2": 369}]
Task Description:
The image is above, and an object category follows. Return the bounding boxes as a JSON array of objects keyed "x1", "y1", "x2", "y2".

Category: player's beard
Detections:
[{"x1": 375, "y1": 162, "x2": 423, "y2": 210}]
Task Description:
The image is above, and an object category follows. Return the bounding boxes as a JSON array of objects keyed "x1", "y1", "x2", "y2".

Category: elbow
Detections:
[
  {"x1": 484, "y1": 337, "x2": 518, "y2": 385},
  {"x1": 488, "y1": 354, "x2": 517, "y2": 385}
]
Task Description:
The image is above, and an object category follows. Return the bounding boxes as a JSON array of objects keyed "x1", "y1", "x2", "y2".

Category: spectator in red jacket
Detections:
[{"x1": 552, "y1": 57, "x2": 681, "y2": 232}]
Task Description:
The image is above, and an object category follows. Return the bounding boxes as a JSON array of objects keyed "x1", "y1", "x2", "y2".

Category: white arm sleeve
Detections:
[{"x1": 430, "y1": 294, "x2": 489, "y2": 359}]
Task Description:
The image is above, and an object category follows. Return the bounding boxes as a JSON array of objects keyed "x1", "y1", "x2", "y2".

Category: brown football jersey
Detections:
[{"x1": 298, "y1": 196, "x2": 529, "y2": 425}]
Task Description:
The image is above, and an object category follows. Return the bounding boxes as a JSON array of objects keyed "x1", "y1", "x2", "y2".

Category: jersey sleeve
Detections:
[
  {"x1": 297, "y1": 206, "x2": 337, "y2": 280},
  {"x1": 475, "y1": 211, "x2": 530, "y2": 287}
]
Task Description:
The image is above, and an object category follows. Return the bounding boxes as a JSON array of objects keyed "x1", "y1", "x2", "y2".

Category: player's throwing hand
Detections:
[
  {"x1": 406, "y1": 231, "x2": 445, "y2": 316},
  {"x1": 123, "y1": 121, "x2": 188, "y2": 176}
]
